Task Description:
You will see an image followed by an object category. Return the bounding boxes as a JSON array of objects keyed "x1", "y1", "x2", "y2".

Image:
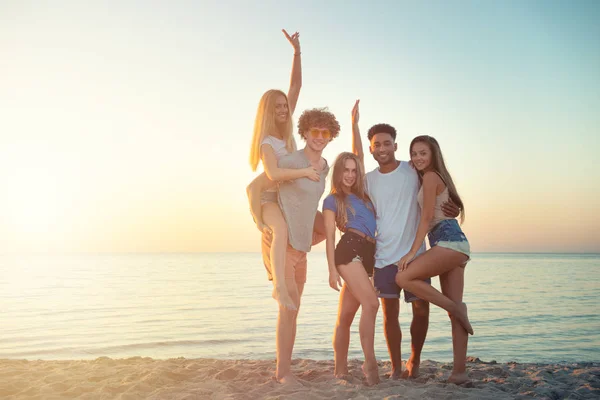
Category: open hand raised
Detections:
[{"x1": 282, "y1": 29, "x2": 301, "y2": 54}]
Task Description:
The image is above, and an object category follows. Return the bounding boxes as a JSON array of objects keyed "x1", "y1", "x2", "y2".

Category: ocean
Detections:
[{"x1": 1, "y1": 252, "x2": 598, "y2": 363}]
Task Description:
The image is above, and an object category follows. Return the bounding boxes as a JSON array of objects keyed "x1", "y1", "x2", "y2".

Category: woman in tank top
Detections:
[
  {"x1": 394, "y1": 135, "x2": 473, "y2": 384},
  {"x1": 247, "y1": 30, "x2": 320, "y2": 311}
]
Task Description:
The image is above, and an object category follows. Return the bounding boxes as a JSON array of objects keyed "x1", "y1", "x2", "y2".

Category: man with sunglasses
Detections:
[{"x1": 247, "y1": 107, "x2": 340, "y2": 385}]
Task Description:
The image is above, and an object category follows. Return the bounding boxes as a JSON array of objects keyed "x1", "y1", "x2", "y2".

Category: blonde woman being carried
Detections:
[{"x1": 247, "y1": 30, "x2": 319, "y2": 310}]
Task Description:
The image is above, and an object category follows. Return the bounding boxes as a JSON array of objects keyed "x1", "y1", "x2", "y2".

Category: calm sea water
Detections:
[{"x1": 1, "y1": 253, "x2": 599, "y2": 363}]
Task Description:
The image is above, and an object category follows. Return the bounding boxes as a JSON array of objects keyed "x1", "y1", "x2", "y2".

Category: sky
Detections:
[{"x1": 0, "y1": 0, "x2": 599, "y2": 253}]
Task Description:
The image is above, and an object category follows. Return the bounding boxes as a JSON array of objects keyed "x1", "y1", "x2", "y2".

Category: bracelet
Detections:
[{"x1": 294, "y1": 52, "x2": 301, "y2": 56}]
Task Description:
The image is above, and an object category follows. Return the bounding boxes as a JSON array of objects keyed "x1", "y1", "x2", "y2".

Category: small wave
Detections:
[
  {"x1": 96, "y1": 339, "x2": 246, "y2": 352},
  {"x1": 0, "y1": 339, "x2": 246, "y2": 359}
]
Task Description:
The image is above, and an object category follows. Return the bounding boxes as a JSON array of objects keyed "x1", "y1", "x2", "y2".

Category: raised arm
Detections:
[
  {"x1": 261, "y1": 144, "x2": 319, "y2": 182},
  {"x1": 351, "y1": 99, "x2": 365, "y2": 171},
  {"x1": 282, "y1": 29, "x2": 302, "y2": 115},
  {"x1": 397, "y1": 172, "x2": 439, "y2": 270},
  {"x1": 324, "y1": 208, "x2": 342, "y2": 291}
]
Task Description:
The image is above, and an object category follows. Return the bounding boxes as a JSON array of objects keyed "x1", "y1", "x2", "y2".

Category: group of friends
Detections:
[{"x1": 246, "y1": 30, "x2": 472, "y2": 387}]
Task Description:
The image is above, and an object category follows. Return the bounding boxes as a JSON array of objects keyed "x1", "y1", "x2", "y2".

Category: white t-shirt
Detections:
[
  {"x1": 365, "y1": 161, "x2": 426, "y2": 268},
  {"x1": 260, "y1": 135, "x2": 290, "y2": 194}
]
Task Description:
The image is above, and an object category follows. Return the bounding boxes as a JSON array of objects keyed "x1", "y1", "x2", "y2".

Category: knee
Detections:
[
  {"x1": 395, "y1": 272, "x2": 407, "y2": 288},
  {"x1": 412, "y1": 301, "x2": 430, "y2": 318},
  {"x1": 271, "y1": 222, "x2": 288, "y2": 239},
  {"x1": 279, "y1": 307, "x2": 299, "y2": 321},
  {"x1": 382, "y1": 302, "x2": 399, "y2": 326},
  {"x1": 383, "y1": 313, "x2": 399, "y2": 329},
  {"x1": 362, "y1": 297, "x2": 379, "y2": 316},
  {"x1": 337, "y1": 310, "x2": 355, "y2": 329}
]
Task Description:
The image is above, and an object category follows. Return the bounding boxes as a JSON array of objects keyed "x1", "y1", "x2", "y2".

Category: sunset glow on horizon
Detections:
[{"x1": 1, "y1": 1, "x2": 599, "y2": 254}]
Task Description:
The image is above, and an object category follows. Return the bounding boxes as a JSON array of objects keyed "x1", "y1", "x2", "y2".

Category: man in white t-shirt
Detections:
[{"x1": 351, "y1": 101, "x2": 458, "y2": 379}]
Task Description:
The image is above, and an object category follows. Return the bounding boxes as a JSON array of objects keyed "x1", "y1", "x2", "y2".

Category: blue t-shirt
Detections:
[{"x1": 322, "y1": 193, "x2": 376, "y2": 238}]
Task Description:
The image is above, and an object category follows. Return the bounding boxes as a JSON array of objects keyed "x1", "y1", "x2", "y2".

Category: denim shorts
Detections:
[
  {"x1": 334, "y1": 231, "x2": 375, "y2": 277},
  {"x1": 428, "y1": 219, "x2": 470, "y2": 264},
  {"x1": 374, "y1": 264, "x2": 431, "y2": 302}
]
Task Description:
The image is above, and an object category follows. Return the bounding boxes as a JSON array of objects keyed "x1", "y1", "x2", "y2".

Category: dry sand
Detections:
[{"x1": 1, "y1": 356, "x2": 598, "y2": 399}]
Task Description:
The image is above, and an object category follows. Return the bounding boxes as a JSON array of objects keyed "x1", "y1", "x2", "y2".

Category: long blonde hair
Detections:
[
  {"x1": 410, "y1": 135, "x2": 465, "y2": 223},
  {"x1": 249, "y1": 89, "x2": 296, "y2": 171},
  {"x1": 329, "y1": 152, "x2": 374, "y2": 231}
]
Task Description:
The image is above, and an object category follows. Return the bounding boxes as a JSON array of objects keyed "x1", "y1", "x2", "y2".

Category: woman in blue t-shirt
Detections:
[{"x1": 323, "y1": 151, "x2": 379, "y2": 386}]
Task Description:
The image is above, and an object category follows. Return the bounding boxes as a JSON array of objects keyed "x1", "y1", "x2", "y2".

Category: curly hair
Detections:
[
  {"x1": 367, "y1": 123, "x2": 397, "y2": 141},
  {"x1": 297, "y1": 108, "x2": 340, "y2": 141}
]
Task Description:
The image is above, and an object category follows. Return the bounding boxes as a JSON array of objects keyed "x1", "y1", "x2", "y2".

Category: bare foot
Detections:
[
  {"x1": 334, "y1": 372, "x2": 350, "y2": 380},
  {"x1": 447, "y1": 371, "x2": 470, "y2": 385},
  {"x1": 272, "y1": 286, "x2": 297, "y2": 311},
  {"x1": 401, "y1": 357, "x2": 420, "y2": 378},
  {"x1": 278, "y1": 373, "x2": 302, "y2": 386},
  {"x1": 389, "y1": 369, "x2": 402, "y2": 380},
  {"x1": 454, "y1": 302, "x2": 473, "y2": 335},
  {"x1": 362, "y1": 361, "x2": 380, "y2": 386},
  {"x1": 334, "y1": 365, "x2": 349, "y2": 379}
]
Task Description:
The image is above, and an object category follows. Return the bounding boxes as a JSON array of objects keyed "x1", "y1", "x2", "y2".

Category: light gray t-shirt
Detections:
[{"x1": 278, "y1": 149, "x2": 329, "y2": 252}]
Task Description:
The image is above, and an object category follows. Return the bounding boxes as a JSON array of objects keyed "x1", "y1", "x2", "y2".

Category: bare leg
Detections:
[
  {"x1": 313, "y1": 211, "x2": 325, "y2": 236},
  {"x1": 311, "y1": 212, "x2": 326, "y2": 246},
  {"x1": 402, "y1": 299, "x2": 429, "y2": 378},
  {"x1": 262, "y1": 203, "x2": 295, "y2": 310},
  {"x1": 338, "y1": 261, "x2": 380, "y2": 385},
  {"x1": 333, "y1": 283, "x2": 359, "y2": 378},
  {"x1": 381, "y1": 298, "x2": 402, "y2": 379},
  {"x1": 276, "y1": 277, "x2": 305, "y2": 385},
  {"x1": 440, "y1": 268, "x2": 469, "y2": 384},
  {"x1": 395, "y1": 247, "x2": 472, "y2": 335}
]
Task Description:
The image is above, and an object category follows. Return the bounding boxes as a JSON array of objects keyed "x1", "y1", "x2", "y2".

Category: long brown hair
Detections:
[
  {"x1": 329, "y1": 152, "x2": 374, "y2": 231},
  {"x1": 410, "y1": 136, "x2": 465, "y2": 223},
  {"x1": 249, "y1": 89, "x2": 296, "y2": 171}
]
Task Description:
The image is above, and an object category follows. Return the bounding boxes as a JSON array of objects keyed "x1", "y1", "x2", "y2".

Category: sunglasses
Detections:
[{"x1": 309, "y1": 128, "x2": 332, "y2": 140}]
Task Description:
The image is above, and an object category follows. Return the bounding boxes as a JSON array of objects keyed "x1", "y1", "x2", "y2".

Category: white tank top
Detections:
[{"x1": 417, "y1": 186, "x2": 453, "y2": 229}]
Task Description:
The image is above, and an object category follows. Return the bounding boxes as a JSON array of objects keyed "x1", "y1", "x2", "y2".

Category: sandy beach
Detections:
[{"x1": 1, "y1": 356, "x2": 598, "y2": 399}]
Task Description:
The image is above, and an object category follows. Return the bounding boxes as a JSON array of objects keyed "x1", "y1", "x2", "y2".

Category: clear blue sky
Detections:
[{"x1": 0, "y1": 1, "x2": 599, "y2": 252}]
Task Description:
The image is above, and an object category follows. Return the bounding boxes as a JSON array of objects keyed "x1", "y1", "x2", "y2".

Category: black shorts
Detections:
[{"x1": 334, "y1": 231, "x2": 376, "y2": 277}]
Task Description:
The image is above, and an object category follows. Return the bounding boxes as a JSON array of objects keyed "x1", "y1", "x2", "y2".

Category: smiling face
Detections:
[
  {"x1": 304, "y1": 126, "x2": 331, "y2": 153},
  {"x1": 341, "y1": 158, "x2": 357, "y2": 191},
  {"x1": 273, "y1": 94, "x2": 289, "y2": 125},
  {"x1": 331, "y1": 152, "x2": 365, "y2": 197},
  {"x1": 410, "y1": 141, "x2": 433, "y2": 172},
  {"x1": 369, "y1": 132, "x2": 397, "y2": 166}
]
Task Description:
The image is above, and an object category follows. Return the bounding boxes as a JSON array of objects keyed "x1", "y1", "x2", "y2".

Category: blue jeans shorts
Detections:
[
  {"x1": 428, "y1": 219, "x2": 470, "y2": 264},
  {"x1": 374, "y1": 264, "x2": 431, "y2": 302}
]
